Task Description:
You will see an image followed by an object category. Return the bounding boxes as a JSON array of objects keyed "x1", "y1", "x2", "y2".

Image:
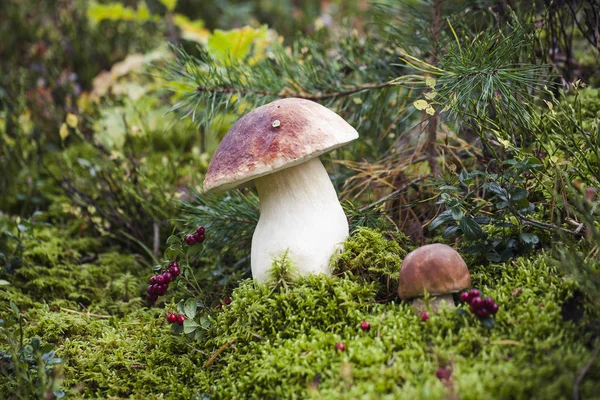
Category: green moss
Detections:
[
  {"x1": 2, "y1": 221, "x2": 599, "y2": 399},
  {"x1": 331, "y1": 227, "x2": 412, "y2": 297}
]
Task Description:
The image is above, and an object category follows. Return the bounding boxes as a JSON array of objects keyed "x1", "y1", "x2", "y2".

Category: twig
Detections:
[
  {"x1": 60, "y1": 307, "x2": 112, "y2": 319},
  {"x1": 517, "y1": 213, "x2": 584, "y2": 237},
  {"x1": 196, "y1": 81, "x2": 394, "y2": 101},
  {"x1": 359, "y1": 177, "x2": 428, "y2": 212},
  {"x1": 203, "y1": 338, "x2": 237, "y2": 367},
  {"x1": 573, "y1": 342, "x2": 600, "y2": 400}
]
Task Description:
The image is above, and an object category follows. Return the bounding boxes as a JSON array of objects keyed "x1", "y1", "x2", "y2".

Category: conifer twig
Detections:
[{"x1": 196, "y1": 81, "x2": 394, "y2": 101}]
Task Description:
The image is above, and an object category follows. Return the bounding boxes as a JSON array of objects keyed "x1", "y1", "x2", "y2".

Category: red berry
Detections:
[
  {"x1": 469, "y1": 289, "x2": 481, "y2": 300},
  {"x1": 436, "y1": 367, "x2": 452, "y2": 380},
  {"x1": 170, "y1": 265, "x2": 181, "y2": 276},
  {"x1": 177, "y1": 315, "x2": 185, "y2": 326},
  {"x1": 223, "y1": 298, "x2": 231, "y2": 306},
  {"x1": 489, "y1": 303, "x2": 499, "y2": 314},
  {"x1": 469, "y1": 303, "x2": 478, "y2": 313},
  {"x1": 156, "y1": 284, "x2": 168, "y2": 296},
  {"x1": 147, "y1": 285, "x2": 154, "y2": 294},
  {"x1": 167, "y1": 313, "x2": 177, "y2": 323},
  {"x1": 196, "y1": 226, "x2": 205, "y2": 235},
  {"x1": 193, "y1": 232, "x2": 205, "y2": 243},
  {"x1": 185, "y1": 234, "x2": 196, "y2": 245},
  {"x1": 147, "y1": 293, "x2": 158, "y2": 302},
  {"x1": 360, "y1": 321, "x2": 371, "y2": 331},
  {"x1": 149, "y1": 276, "x2": 157, "y2": 285},
  {"x1": 421, "y1": 311, "x2": 430, "y2": 322},
  {"x1": 476, "y1": 308, "x2": 489, "y2": 319},
  {"x1": 335, "y1": 342, "x2": 345, "y2": 351},
  {"x1": 460, "y1": 292, "x2": 470, "y2": 302},
  {"x1": 483, "y1": 297, "x2": 495, "y2": 308},
  {"x1": 471, "y1": 296, "x2": 483, "y2": 309},
  {"x1": 169, "y1": 261, "x2": 179, "y2": 269},
  {"x1": 162, "y1": 272, "x2": 172, "y2": 284},
  {"x1": 155, "y1": 274, "x2": 165, "y2": 285}
]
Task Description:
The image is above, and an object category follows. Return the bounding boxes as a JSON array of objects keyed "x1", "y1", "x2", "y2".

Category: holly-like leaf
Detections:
[
  {"x1": 429, "y1": 210, "x2": 453, "y2": 231},
  {"x1": 459, "y1": 217, "x2": 485, "y2": 240}
]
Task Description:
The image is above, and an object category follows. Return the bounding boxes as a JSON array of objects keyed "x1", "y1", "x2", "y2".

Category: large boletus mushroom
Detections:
[
  {"x1": 398, "y1": 243, "x2": 471, "y2": 313},
  {"x1": 203, "y1": 98, "x2": 358, "y2": 282}
]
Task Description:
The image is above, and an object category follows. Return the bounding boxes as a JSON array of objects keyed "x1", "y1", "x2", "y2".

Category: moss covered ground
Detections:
[{"x1": 1, "y1": 219, "x2": 599, "y2": 399}]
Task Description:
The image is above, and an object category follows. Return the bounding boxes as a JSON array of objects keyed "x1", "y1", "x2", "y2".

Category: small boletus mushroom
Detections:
[
  {"x1": 203, "y1": 98, "x2": 358, "y2": 282},
  {"x1": 398, "y1": 243, "x2": 471, "y2": 313}
]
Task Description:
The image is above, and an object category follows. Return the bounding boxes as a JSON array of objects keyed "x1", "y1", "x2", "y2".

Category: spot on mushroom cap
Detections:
[
  {"x1": 398, "y1": 243, "x2": 471, "y2": 300},
  {"x1": 203, "y1": 98, "x2": 358, "y2": 193}
]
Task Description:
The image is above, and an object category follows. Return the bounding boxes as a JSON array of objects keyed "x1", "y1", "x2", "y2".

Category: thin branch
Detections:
[
  {"x1": 517, "y1": 212, "x2": 584, "y2": 236},
  {"x1": 359, "y1": 176, "x2": 428, "y2": 212},
  {"x1": 196, "y1": 81, "x2": 394, "y2": 101},
  {"x1": 60, "y1": 307, "x2": 112, "y2": 319},
  {"x1": 573, "y1": 341, "x2": 600, "y2": 400},
  {"x1": 203, "y1": 338, "x2": 237, "y2": 367}
]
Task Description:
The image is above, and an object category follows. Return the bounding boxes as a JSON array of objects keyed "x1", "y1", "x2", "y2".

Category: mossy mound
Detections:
[{"x1": 4, "y1": 243, "x2": 598, "y2": 399}]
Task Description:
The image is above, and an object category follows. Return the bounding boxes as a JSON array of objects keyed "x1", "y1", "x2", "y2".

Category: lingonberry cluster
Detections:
[
  {"x1": 166, "y1": 313, "x2": 186, "y2": 326},
  {"x1": 185, "y1": 226, "x2": 206, "y2": 245},
  {"x1": 460, "y1": 288, "x2": 499, "y2": 319},
  {"x1": 146, "y1": 261, "x2": 181, "y2": 302}
]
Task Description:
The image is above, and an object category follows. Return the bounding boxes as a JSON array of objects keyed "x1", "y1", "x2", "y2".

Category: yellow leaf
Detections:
[
  {"x1": 352, "y1": 97, "x2": 363, "y2": 105},
  {"x1": 159, "y1": 0, "x2": 177, "y2": 11},
  {"x1": 66, "y1": 113, "x2": 78, "y2": 128},
  {"x1": 543, "y1": 100, "x2": 553, "y2": 110},
  {"x1": 59, "y1": 123, "x2": 69, "y2": 141},
  {"x1": 413, "y1": 99, "x2": 429, "y2": 110},
  {"x1": 498, "y1": 138, "x2": 511, "y2": 148},
  {"x1": 425, "y1": 106, "x2": 435, "y2": 115},
  {"x1": 424, "y1": 91, "x2": 437, "y2": 100},
  {"x1": 425, "y1": 77, "x2": 436, "y2": 89}
]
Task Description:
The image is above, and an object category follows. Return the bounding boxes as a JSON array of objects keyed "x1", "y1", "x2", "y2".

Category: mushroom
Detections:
[
  {"x1": 203, "y1": 98, "x2": 358, "y2": 282},
  {"x1": 398, "y1": 243, "x2": 471, "y2": 313}
]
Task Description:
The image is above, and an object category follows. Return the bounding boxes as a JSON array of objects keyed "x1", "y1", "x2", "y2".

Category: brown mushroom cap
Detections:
[
  {"x1": 398, "y1": 243, "x2": 471, "y2": 300},
  {"x1": 203, "y1": 98, "x2": 358, "y2": 193}
]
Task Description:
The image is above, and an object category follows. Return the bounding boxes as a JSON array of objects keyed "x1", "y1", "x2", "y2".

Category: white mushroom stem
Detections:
[
  {"x1": 412, "y1": 294, "x2": 455, "y2": 314},
  {"x1": 251, "y1": 157, "x2": 349, "y2": 283}
]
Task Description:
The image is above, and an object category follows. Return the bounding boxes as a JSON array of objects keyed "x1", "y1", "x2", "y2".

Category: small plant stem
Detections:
[
  {"x1": 573, "y1": 341, "x2": 600, "y2": 400},
  {"x1": 59, "y1": 307, "x2": 112, "y2": 319},
  {"x1": 203, "y1": 338, "x2": 237, "y2": 367},
  {"x1": 359, "y1": 177, "x2": 428, "y2": 212}
]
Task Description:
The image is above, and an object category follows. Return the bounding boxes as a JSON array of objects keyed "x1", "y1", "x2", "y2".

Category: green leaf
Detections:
[
  {"x1": 183, "y1": 319, "x2": 199, "y2": 334},
  {"x1": 428, "y1": 211, "x2": 453, "y2": 231},
  {"x1": 459, "y1": 218, "x2": 485, "y2": 240},
  {"x1": 439, "y1": 185, "x2": 460, "y2": 191},
  {"x1": 200, "y1": 315, "x2": 211, "y2": 329},
  {"x1": 520, "y1": 232, "x2": 539, "y2": 245},
  {"x1": 442, "y1": 225, "x2": 460, "y2": 238},
  {"x1": 481, "y1": 317, "x2": 495, "y2": 329},
  {"x1": 184, "y1": 298, "x2": 197, "y2": 319},
  {"x1": 10, "y1": 301, "x2": 19, "y2": 316},
  {"x1": 208, "y1": 26, "x2": 268, "y2": 63},
  {"x1": 510, "y1": 188, "x2": 528, "y2": 201},
  {"x1": 451, "y1": 207, "x2": 463, "y2": 221}
]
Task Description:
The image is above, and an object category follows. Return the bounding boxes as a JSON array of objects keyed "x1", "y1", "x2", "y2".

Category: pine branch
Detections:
[{"x1": 195, "y1": 81, "x2": 395, "y2": 101}]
